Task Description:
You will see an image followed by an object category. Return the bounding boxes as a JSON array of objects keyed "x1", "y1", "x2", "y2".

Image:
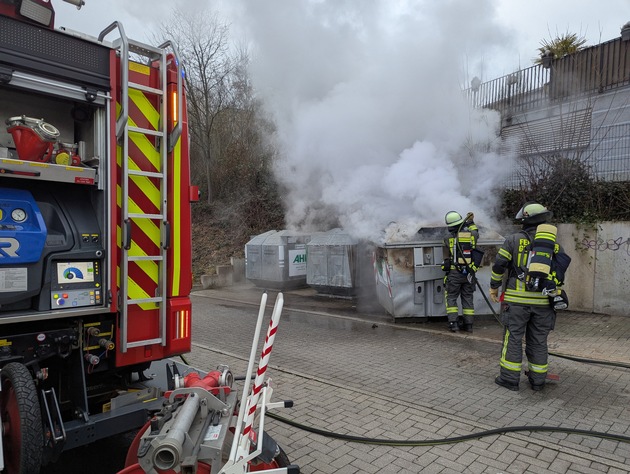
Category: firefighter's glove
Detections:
[
  {"x1": 441, "y1": 258, "x2": 451, "y2": 272},
  {"x1": 489, "y1": 287, "x2": 500, "y2": 303},
  {"x1": 467, "y1": 272, "x2": 477, "y2": 285},
  {"x1": 465, "y1": 212, "x2": 475, "y2": 224},
  {"x1": 541, "y1": 279, "x2": 557, "y2": 296},
  {"x1": 551, "y1": 289, "x2": 569, "y2": 310}
]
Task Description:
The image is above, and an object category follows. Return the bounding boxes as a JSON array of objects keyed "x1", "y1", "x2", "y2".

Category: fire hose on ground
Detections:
[
  {"x1": 266, "y1": 411, "x2": 630, "y2": 447},
  {"x1": 265, "y1": 324, "x2": 630, "y2": 449},
  {"x1": 264, "y1": 281, "x2": 630, "y2": 448},
  {"x1": 182, "y1": 284, "x2": 630, "y2": 449},
  {"x1": 475, "y1": 278, "x2": 630, "y2": 369}
]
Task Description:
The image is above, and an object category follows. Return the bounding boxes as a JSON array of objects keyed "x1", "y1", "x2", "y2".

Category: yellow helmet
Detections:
[
  {"x1": 445, "y1": 211, "x2": 464, "y2": 227},
  {"x1": 515, "y1": 202, "x2": 552, "y2": 225}
]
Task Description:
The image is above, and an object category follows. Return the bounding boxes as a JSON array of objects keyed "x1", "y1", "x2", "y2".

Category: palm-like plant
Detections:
[{"x1": 535, "y1": 32, "x2": 587, "y2": 64}]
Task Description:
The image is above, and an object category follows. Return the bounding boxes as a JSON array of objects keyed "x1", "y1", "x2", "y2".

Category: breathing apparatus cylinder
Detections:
[
  {"x1": 525, "y1": 223, "x2": 557, "y2": 291},
  {"x1": 456, "y1": 231, "x2": 474, "y2": 268}
]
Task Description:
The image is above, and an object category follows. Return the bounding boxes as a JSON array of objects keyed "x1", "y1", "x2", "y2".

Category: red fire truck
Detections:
[{"x1": 0, "y1": 1, "x2": 296, "y2": 473}]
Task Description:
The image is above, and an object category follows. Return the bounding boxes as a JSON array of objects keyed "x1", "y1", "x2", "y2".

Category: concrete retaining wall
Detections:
[{"x1": 557, "y1": 222, "x2": 630, "y2": 316}]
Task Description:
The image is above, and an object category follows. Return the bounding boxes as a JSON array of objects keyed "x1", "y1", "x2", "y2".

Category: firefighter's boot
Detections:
[
  {"x1": 457, "y1": 315, "x2": 465, "y2": 331},
  {"x1": 448, "y1": 321, "x2": 459, "y2": 332},
  {"x1": 463, "y1": 323, "x2": 473, "y2": 333},
  {"x1": 495, "y1": 376, "x2": 519, "y2": 391},
  {"x1": 529, "y1": 377, "x2": 545, "y2": 391}
]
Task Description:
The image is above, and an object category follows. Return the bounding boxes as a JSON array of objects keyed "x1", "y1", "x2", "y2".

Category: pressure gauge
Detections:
[{"x1": 11, "y1": 208, "x2": 27, "y2": 223}]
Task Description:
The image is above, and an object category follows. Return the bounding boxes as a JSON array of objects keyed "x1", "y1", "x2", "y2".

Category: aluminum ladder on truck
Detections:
[{"x1": 98, "y1": 23, "x2": 182, "y2": 352}]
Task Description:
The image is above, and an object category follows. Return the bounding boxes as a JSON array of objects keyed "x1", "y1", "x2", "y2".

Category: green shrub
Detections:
[{"x1": 501, "y1": 157, "x2": 630, "y2": 223}]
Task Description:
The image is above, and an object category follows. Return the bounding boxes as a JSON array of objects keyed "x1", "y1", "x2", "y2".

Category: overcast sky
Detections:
[
  {"x1": 55, "y1": 0, "x2": 629, "y2": 80},
  {"x1": 53, "y1": 0, "x2": 629, "y2": 239}
]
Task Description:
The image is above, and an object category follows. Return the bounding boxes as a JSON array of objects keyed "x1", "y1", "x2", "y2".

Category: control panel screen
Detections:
[
  {"x1": 56, "y1": 261, "x2": 95, "y2": 284},
  {"x1": 51, "y1": 260, "x2": 102, "y2": 309}
]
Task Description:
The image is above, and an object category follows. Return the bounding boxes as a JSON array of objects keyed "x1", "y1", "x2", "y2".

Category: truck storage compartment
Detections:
[{"x1": 0, "y1": 183, "x2": 105, "y2": 313}]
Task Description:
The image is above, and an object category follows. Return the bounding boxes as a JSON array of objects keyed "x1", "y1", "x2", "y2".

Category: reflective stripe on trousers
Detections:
[
  {"x1": 444, "y1": 270, "x2": 474, "y2": 323},
  {"x1": 499, "y1": 303, "x2": 556, "y2": 385}
]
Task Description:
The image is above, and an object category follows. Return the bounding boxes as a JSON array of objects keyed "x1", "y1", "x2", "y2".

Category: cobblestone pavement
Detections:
[{"x1": 186, "y1": 283, "x2": 630, "y2": 474}]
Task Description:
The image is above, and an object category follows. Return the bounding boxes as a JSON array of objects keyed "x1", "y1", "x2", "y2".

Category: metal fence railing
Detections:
[
  {"x1": 503, "y1": 121, "x2": 630, "y2": 188},
  {"x1": 470, "y1": 36, "x2": 630, "y2": 186},
  {"x1": 589, "y1": 122, "x2": 630, "y2": 181},
  {"x1": 466, "y1": 65, "x2": 550, "y2": 114},
  {"x1": 467, "y1": 37, "x2": 630, "y2": 114}
]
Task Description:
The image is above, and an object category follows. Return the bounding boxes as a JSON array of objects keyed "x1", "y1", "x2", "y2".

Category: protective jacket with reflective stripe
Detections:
[
  {"x1": 444, "y1": 223, "x2": 479, "y2": 273},
  {"x1": 490, "y1": 226, "x2": 563, "y2": 306}
]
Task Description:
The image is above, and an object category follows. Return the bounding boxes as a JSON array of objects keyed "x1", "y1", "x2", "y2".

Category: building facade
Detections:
[{"x1": 469, "y1": 31, "x2": 630, "y2": 185}]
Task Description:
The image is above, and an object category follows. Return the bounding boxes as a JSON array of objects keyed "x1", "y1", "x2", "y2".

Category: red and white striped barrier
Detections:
[
  {"x1": 241, "y1": 294, "x2": 282, "y2": 438},
  {"x1": 223, "y1": 292, "x2": 284, "y2": 471}
]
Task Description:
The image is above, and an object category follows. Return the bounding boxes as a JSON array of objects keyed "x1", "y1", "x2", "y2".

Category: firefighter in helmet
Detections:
[
  {"x1": 490, "y1": 202, "x2": 571, "y2": 391},
  {"x1": 442, "y1": 211, "x2": 480, "y2": 333}
]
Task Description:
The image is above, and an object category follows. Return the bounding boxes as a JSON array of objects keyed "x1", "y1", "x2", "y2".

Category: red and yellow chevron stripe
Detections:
[{"x1": 114, "y1": 57, "x2": 192, "y2": 366}]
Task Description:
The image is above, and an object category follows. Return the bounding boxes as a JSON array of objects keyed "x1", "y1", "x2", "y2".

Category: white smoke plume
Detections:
[{"x1": 230, "y1": 0, "x2": 513, "y2": 243}]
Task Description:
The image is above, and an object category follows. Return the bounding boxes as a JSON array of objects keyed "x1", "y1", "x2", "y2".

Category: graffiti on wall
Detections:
[{"x1": 579, "y1": 236, "x2": 630, "y2": 255}]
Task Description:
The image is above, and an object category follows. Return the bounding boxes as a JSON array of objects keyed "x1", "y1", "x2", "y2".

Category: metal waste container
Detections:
[
  {"x1": 245, "y1": 230, "x2": 313, "y2": 289},
  {"x1": 306, "y1": 229, "x2": 373, "y2": 297},
  {"x1": 374, "y1": 225, "x2": 503, "y2": 320}
]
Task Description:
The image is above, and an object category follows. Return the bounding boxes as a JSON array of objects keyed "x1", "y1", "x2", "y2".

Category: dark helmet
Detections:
[{"x1": 515, "y1": 202, "x2": 552, "y2": 226}]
